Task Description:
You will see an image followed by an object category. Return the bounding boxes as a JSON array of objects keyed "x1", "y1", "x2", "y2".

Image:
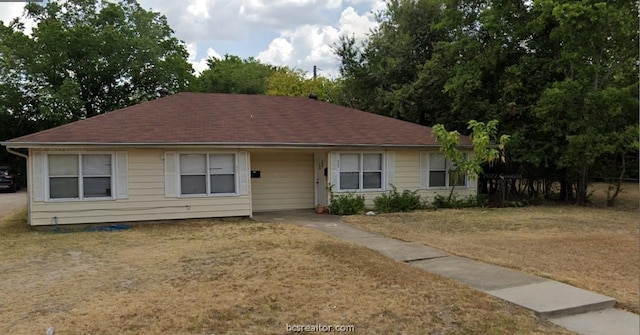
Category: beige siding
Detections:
[
  {"x1": 250, "y1": 152, "x2": 314, "y2": 211},
  {"x1": 329, "y1": 149, "x2": 478, "y2": 208},
  {"x1": 29, "y1": 148, "x2": 251, "y2": 226},
  {"x1": 27, "y1": 147, "x2": 478, "y2": 225}
]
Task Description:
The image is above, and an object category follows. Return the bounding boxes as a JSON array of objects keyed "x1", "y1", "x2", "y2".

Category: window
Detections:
[
  {"x1": 209, "y1": 154, "x2": 235, "y2": 194},
  {"x1": 339, "y1": 153, "x2": 383, "y2": 191},
  {"x1": 179, "y1": 153, "x2": 236, "y2": 196},
  {"x1": 180, "y1": 154, "x2": 206, "y2": 195},
  {"x1": 428, "y1": 153, "x2": 466, "y2": 188},
  {"x1": 48, "y1": 154, "x2": 113, "y2": 199},
  {"x1": 83, "y1": 155, "x2": 113, "y2": 197}
]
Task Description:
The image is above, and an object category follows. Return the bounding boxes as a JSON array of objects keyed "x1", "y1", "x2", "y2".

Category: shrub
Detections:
[
  {"x1": 373, "y1": 185, "x2": 422, "y2": 213},
  {"x1": 328, "y1": 192, "x2": 366, "y2": 215},
  {"x1": 432, "y1": 194, "x2": 478, "y2": 209}
]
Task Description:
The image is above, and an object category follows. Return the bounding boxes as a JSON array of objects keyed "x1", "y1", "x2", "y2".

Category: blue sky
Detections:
[{"x1": 0, "y1": 0, "x2": 385, "y2": 77}]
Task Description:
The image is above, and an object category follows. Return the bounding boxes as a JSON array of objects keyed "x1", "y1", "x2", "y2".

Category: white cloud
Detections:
[
  {"x1": 0, "y1": 3, "x2": 25, "y2": 24},
  {"x1": 206, "y1": 47, "x2": 222, "y2": 60},
  {"x1": 1, "y1": 0, "x2": 387, "y2": 79},
  {"x1": 257, "y1": 37, "x2": 294, "y2": 65},
  {"x1": 0, "y1": 3, "x2": 36, "y2": 35},
  {"x1": 186, "y1": 0, "x2": 211, "y2": 19},
  {"x1": 140, "y1": 0, "x2": 246, "y2": 41},
  {"x1": 187, "y1": 43, "x2": 222, "y2": 74},
  {"x1": 238, "y1": 0, "x2": 327, "y2": 29},
  {"x1": 338, "y1": 6, "x2": 376, "y2": 37},
  {"x1": 140, "y1": 0, "x2": 349, "y2": 45},
  {"x1": 257, "y1": 5, "x2": 379, "y2": 77},
  {"x1": 325, "y1": 0, "x2": 343, "y2": 9}
]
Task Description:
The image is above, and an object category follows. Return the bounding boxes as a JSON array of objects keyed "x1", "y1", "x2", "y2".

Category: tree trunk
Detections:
[
  {"x1": 575, "y1": 164, "x2": 588, "y2": 205},
  {"x1": 498, "y1": 178, "x2": 505, "y2": 207},
  {"x1": 528, "y1": 179, "x2": 535, "y2": 197},
  {"x1": 448, "y1": 184, "x2": 456, "y2": 202},
  {"x1": 560, "y1": 177, "x2": 573, "y2": 203},
  {"x1": 607, "y1": 153, "x2": 626, "y2": 207}
]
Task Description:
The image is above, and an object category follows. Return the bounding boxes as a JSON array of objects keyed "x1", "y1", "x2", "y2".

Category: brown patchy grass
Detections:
[
  {"x1": 588, "y1": 182, "x2": 639, "y2": 210},
  {"x1": 0, "y1": 209, "x2": 572, "y2": 334},
  {"x1": 345, "y1": 183, "x2": 640, "y2": 315}
]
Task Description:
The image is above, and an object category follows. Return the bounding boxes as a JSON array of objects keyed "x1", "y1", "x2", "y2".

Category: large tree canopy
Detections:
[
  {"x1": 0, "y1": 0, "x2": 193, "y2": 174},
  {"x1": 195, "y1": 55, "x2": 345, "y2": 104},
  {"x1": 266, "y1": 67, "x2": 342, "y2": 103},
  {"x1": 0, "y1": 0, "x2": 193, "y2": 130},
  {"x1": 336, "y1": 0, "x2": 639, "y2": 205},
  {"x1": 195, "y1": 55, "x2": 275, "y2": 94}
]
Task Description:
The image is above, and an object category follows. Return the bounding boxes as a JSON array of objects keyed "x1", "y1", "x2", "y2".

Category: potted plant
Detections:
[{"x1": 315, "y1": 204, "x2": 327, "y2": 214}]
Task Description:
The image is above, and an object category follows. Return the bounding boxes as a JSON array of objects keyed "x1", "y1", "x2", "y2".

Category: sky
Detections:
[{"x1": 0, "y1": 0, "x2": 386, "y2": 77}]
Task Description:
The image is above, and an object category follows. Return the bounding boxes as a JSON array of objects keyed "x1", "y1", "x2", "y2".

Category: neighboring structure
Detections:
[{"x1": 2, "y1": 93, "x2": 475, "y2": 226}]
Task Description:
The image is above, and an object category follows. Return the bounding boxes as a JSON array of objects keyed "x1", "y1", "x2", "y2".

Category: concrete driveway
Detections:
[{"x1": 0, "y1": 189, "x2": 27, "y2": 222}]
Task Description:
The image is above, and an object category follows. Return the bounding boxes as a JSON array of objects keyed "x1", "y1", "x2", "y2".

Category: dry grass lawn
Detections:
[
  {"x1": 0, "y1": 210, "x2": 572, "y2": 334},
  {"x1": 345, "y1": 183, "x2": 639, "y2": 315}
]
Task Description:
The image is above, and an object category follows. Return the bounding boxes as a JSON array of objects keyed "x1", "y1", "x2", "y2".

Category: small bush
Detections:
[
  {"x1": 432, "y1": 194, "x2": 478, "y2": 209},
  {"x1": 328, "y1": 193, "x2": 366, "y2": 215},
  {"x1": 373, "y1": 186, "x2": 422, "y2": 213}
]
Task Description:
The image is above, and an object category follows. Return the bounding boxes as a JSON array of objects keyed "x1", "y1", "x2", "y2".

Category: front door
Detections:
[{"x1": 314, "y1": 152, "x2": 328, "y2": 207}]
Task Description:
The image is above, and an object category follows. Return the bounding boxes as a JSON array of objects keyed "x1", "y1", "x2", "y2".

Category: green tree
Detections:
[
  {"x1": 335, "y1": 0, "x2": 450, "y2": 125},
  {"x1": 3, "y1": 0, "x2": 193, "y2": 121},
  {"x1": 197, "y1": 55, "x2": 274, "y2": 94},
  {"x1": 525, "y1": 0, "x2": 638, "y2": 204},
  {"x1": 265, "y1": 67, "x2": 342, "y2": 103},
  {"x1": 1, "y1": 0, "x2": 193, "y2": 171},
  {"x1": 335, "y1": 0, "x2": 639, "y2": 206},
  {"x1": 433, "y1": 120, "x2": 510, "y2": 201}
]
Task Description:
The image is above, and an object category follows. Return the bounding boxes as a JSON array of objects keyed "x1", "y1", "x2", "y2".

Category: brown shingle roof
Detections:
[{"x1": 4, "y1": 92, "x2": 470, "y2": 147}]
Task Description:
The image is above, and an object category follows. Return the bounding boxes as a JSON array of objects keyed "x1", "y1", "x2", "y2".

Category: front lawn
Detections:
[
  {"x1": 345, "y1": 183, "x2": 639, "y2": 315},
  {"x1": 0, "y1": 210, "x2": 571, "y2": 334}
]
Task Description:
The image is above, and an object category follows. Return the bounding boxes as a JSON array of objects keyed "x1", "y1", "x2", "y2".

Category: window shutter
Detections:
[
  {"x1": 330, "y1": 152, "x2": 339, "y2": 192},
  {"x1": 32, "y1": 152, "x2": 44, "y2": 201},
  {"x1": 385, "y1": 151, "x2": 395, "y2": 190},
  {"x1": 115, "y1": 151, "x2": 128, "y2": 199},
  {"x1": 164, "y1": 152, "x2": 177, "y2": 197},
  {"x1": 419, "y1": 152, "x2": 429, "y2": 189},
  {"x1": 237, "y1": 151, "x2": 248, "y2": 195}
]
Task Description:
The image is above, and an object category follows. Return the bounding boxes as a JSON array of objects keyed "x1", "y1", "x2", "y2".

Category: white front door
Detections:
[{"x1": 314, "y1": 152, "x2": 328, "y2": 207}]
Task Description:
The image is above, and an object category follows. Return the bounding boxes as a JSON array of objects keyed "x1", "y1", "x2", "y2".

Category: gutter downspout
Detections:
[
  {"x1": 6, "y1": 147, "x2": 28, "y2": 159},
  {"x1": 6, "y1": 147, "x2": 30, "y2": 225}
]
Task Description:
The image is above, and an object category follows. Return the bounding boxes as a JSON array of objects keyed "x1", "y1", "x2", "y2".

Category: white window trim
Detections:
[
  {"x1": 337, "y1": 152, "x2": 385, "y2": 192},
  {"x1": 423, "y1": 152, "x2": 469, "y2": 190},
  {"x1": 45, "y1": 152, "x2": 116, "y2": 202},
  {"x1": 178, "y1": 152, "x2": 239, "y2": 197}
]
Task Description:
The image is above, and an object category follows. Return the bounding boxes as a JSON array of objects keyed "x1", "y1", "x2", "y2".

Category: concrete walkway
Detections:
[{"x1": 254, "y1": 211, "x2": 639, "y2": 335}]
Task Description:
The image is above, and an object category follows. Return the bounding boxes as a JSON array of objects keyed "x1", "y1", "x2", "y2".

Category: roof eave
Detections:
[{"x1": 1, "y1": 141, "x2": 469, "y2": 149}]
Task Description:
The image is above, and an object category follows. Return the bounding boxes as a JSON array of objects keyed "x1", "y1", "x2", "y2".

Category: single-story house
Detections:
[{"x1": 2, "y1": 93, "x2": 475, "y2": 226}]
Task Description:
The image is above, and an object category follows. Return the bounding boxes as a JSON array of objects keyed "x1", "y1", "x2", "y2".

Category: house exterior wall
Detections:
[
  {"x1": 28, "y1": 148, "x2": 252, "y2": 226},
  {"x1": 250, "y1": 151, "x2": 315, "y2": 211},
  {"x1": 25, "y1": 147, "x2": 477, "y2": 225},
  {"x1": 328, "y1": 149, "x2": 477, "y2": 208}
]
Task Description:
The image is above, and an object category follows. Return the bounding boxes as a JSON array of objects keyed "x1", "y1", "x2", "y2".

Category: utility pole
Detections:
[{"x1": 313, "y1": 65, "x2": 317, "y2": 79}]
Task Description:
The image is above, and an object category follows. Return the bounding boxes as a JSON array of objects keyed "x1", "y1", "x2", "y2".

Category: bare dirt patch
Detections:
[
  {"x1": 0, "y1": 212, "x2": 571, "y2": 334},
  {"x1": 345, "y1": 194, "x2": 639, "y2": 314}
]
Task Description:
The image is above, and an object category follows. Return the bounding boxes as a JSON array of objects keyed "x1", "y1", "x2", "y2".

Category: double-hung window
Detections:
[
  {"x1": 179, "y1": 153, "x2": 236, "y2": 196},
  {"x1": 339, "y1": 153, "x2": 383, "y2": 191},
  {"x1": 209, "y1": 154, "x2": 236, "y2": 194},
  {"x1": 428, "y1": 153, "x2": 466, "y2": 188},
  {"x1": 48, "y1": 154, "x2": 113, "y2": 199}
]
